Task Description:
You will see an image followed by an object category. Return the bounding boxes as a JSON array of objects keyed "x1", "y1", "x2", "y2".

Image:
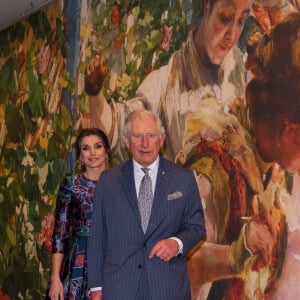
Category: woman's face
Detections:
[
  {"x1": 79, "y1": 135, "x2": 107, "y2": 170},
  {"x1": 199, "y1": 0, "x2": 251, "y2": 65}
]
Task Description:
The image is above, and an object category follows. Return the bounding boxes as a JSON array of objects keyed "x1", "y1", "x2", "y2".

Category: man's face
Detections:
[
  {"x1": 125, "y1": 115, "x2": 165, "y2": 167},
  {"x1": 200, "y1": 0, "x2": 251, "y2": 65}
]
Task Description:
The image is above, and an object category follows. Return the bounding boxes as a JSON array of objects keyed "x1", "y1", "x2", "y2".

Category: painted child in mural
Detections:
[
  {"x1": 245, "y1": 12, "x2": 300, "y2": 299},
  {"x1": 84, "y1": 0, "x2": 293, "y2": 299}
]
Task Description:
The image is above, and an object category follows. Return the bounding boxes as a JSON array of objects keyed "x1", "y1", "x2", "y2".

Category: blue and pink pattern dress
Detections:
[{"x1": 52, "y1": 174, "x2": 97, "y2": 299}]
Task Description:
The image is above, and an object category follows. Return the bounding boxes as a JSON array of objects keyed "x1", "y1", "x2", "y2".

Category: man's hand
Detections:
[
  {"x1": 89, "y1": 290, "x2": 102, "y2": 300},
  {"x1": 149, "y1": 239, "x2": 179, "y2": 262}
]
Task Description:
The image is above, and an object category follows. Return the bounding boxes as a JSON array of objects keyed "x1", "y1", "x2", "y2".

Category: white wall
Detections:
[{"x1": 0, "y1": 0, "x2": 54, "y2": 31}]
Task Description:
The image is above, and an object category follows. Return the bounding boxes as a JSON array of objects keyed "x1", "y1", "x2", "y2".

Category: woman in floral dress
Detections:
[{"x1": 48, "y1": 128, "x2": 111, "y2": 300}]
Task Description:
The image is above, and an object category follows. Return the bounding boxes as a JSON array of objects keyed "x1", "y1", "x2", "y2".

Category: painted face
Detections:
[
  {"x1": 125, "y1": 115, "x2": 165, "y2": 167},
  {"x1": 253, "y1": 122, "x2": 300, "y2": 173},
  {"x1": 79, "y1": 135, "x2": 107, "y2": 170},
  {"x1": 276, "y1": 124, "x2": 300, "y2": 173},
  {"x1": 200, "y1": 0, "x2": 251, "y2": 65}
]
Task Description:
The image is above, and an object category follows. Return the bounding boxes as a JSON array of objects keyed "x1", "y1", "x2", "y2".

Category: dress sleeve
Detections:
[{"x1": 52, "y1": 176, "x2": 73, "y2": 254}]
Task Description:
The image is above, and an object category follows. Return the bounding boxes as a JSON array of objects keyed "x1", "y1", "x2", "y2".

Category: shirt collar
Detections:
[{"x1": 133, "y1": 156, "x2": 160, "y2": 174}]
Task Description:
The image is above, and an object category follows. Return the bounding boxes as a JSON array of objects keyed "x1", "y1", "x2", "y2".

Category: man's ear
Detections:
[
  {"x1": 159, "y1": 133, "x2": 166, "y2": 147},
  {"x1": 123, "y1": 135, "x2": 130, "y2": 148}
]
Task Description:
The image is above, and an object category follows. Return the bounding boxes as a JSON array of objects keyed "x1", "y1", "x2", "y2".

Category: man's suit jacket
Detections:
[{"x1": 87, "y1": 157, "x2": 206, "y2": 300}]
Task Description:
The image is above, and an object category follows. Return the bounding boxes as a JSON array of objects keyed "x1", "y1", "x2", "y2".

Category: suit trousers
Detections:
[{"x1": 135, "y1": 268, "x2": 152, "y2": 300}]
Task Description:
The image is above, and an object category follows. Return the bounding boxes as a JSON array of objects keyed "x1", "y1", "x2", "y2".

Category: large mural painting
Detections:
[
  {"x1": 79, "y1": 0, "x2": 299, "y2": 299},
  {"x1": 0, "y1": 0, "x2": 300, "y2": 299},
  {"x1": 80, "y1": 0, "x2": 300, "y2": 299}
]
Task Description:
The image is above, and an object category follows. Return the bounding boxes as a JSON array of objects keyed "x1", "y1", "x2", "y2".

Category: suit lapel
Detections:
[
  {"x1": 119, "y1": 159, "x2": 142, "y2": 225},
  {"x1": 153, "y1": 158, "x2": 170, "y2": 202}
]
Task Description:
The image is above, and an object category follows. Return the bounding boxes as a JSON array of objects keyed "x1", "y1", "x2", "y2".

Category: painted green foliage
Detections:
[
  {"x1": 0, "y1": 4, "x2": 76, "y2": 299},
  {"x1": 82, "y1": 0, "x2": 201, "y2": 103}
]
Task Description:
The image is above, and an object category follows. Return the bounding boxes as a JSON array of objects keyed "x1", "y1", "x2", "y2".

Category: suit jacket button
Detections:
[
  {"x1": 138, "y1": 264, "x2": 142, "y2": 269},
  {"x1": 143, "y1": 243, "x2": 147, "y2": 247}
]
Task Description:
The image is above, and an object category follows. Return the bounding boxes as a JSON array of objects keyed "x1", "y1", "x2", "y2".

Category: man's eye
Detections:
[{"x1": 132, "y1": 134, "x2": 142, "y2": 139}]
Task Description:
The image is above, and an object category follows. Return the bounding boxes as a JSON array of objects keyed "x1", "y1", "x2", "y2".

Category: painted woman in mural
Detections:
[
  {"x1": 83, "y1": 0, "x2": 295, "y2": 299},
  {"x1": 48, "y1": 128, "x2": 110, "y2": 299},
  {"x1": 182, "y1": 11, "x2": 300, "y2": 299}
]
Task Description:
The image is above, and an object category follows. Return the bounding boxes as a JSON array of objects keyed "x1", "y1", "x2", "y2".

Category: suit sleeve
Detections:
[
  {"x1": 176, "y1": 169, "x2": 206, "y2": 254},
  {"x1": 87, "y1": 175, "x2": 105, "y2": 288}
]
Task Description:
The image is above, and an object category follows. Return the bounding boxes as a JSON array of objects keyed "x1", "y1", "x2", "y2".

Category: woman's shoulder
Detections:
[{"x1": 60, "y1": 173, "x2": 83, "y2": 188}]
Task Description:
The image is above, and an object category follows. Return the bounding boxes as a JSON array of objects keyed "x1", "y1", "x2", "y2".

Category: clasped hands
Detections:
[
  {"x1": 244, "y1": 210, "x2": 278, "y2": 266},
  {"x1": 230, "y1": 209, "x2": 280, "y2": 275}
]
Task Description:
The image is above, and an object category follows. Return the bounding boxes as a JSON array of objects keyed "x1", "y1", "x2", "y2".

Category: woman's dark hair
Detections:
[{"x1": 75, "y1": 127, "x2": 111, "y2": 162}]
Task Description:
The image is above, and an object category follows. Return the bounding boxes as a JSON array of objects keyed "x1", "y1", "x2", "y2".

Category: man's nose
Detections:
[{"x1": 141, "y1": 135, "x2": 150, "y2": 146}]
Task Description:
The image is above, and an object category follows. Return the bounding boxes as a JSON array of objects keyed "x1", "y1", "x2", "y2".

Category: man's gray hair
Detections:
[{"x1": 123, "y1": 109, "x2": 165, "y2": 137}]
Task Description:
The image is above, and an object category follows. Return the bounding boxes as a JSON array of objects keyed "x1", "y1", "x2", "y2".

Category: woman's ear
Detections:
[
  {"x1": 293, "y1": 124, "x2": 300, "y2": 146},
  {"x1": 282, "y1": 123, "x2": 300, "y2": 146}
]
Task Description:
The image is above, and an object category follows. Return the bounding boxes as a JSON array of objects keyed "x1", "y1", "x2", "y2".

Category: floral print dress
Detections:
[{"x1": 52, "y1": 174, "x2": 97, "y2": 299}]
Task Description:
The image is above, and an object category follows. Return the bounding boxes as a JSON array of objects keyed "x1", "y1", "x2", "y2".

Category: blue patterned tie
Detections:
[{"x1": 138, "y1": 168, "x2": 153, "y2": 233}]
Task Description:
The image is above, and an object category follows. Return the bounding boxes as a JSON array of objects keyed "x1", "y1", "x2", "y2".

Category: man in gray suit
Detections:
[{"x1": 87, "y1": 109, "x2": 206, "y2": 300}]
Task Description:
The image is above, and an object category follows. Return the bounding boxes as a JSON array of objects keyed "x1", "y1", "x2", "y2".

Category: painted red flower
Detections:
[
  {"x1": 145, "y1": 66, "x2": 153, "y2": 75},
  {"x1": 160, "y1": 25, "x2": 173, "y2": 52},
  {"x1": 38, "y1": 212, "x2": 55, "y2": 254},
  {"x1": 0, "y1": 288, "x2": 10, "y2": 300},
  {"x1": 112, "y1": 5, "x2": 119, "y2": 25}
]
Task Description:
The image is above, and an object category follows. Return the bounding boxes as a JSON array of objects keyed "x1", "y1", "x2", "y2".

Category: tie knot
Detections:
[{"x1": 141, "y1": 168, "x2": 149, "y2": 175}]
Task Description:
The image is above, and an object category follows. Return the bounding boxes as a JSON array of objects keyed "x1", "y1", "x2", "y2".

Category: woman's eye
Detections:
[
  {"x1": 81, "y1": 146, "x2": 90, "y2": 151},
  {"x1": 220, "y1": 14, "x2": 233, "y2": 25}
]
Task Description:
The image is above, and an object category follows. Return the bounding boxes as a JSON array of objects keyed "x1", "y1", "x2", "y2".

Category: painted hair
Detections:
[
  {"x1": 246, "y1": 12, "x2": 300, "y2": 82},
  {"x1": 246, "y1": 12, "x2": 300, "y2": 127},
  {"x1": 247, "y1": 79, "x2": 300, "y2": 127}
]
